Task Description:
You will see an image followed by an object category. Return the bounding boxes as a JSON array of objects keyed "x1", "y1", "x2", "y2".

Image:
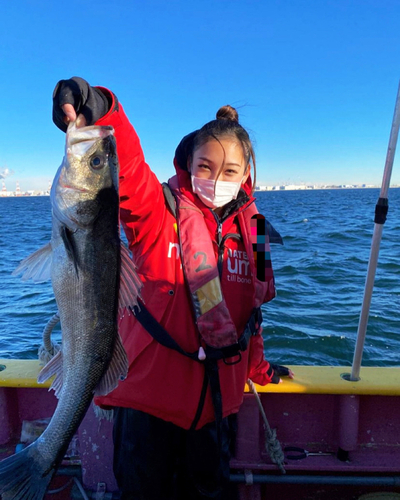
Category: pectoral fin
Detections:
[
  {"x1": 12, "y1": 243, "x2": 52, "y2": 283},
  {"x1": 60, "y1": 225, "x2": 79, "y2": 276}
]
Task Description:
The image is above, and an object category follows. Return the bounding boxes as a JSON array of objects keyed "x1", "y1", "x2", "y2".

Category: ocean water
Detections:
[{"x1": 0, "y1": 189, "x2": 399, "y2": 367}]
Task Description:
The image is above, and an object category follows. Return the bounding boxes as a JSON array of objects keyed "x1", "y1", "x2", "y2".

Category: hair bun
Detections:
[{"x1": 216, "y1": 105, "x2": 239, "y2": 123}]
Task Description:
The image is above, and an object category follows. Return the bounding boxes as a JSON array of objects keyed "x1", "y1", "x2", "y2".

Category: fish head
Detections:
[{"x1": 51, "y1": 123, "x2": 119, "y2": 230}]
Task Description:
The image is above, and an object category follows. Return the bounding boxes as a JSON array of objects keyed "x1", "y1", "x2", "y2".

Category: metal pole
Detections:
[
  {"x1": 350, "y1": 81, "x2": 400, "y2": 381},
  {"x1": 230, "y1": 473, "x2": 400, "y2": 487}
]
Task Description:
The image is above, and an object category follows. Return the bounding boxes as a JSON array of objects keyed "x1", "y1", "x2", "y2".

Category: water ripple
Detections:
[
  {"x1": 1, "y1": 190, "x2": 400, "y2": 367},
  {"x1": 258, "y1": 188, "x2": 400, "y2": 367}
]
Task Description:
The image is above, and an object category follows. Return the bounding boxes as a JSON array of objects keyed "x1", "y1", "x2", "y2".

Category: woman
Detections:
[{"x1": 53, "y1": 77, "x2": 293, "y2": 500}]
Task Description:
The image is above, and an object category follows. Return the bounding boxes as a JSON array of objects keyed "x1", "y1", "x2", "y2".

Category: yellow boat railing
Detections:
[{"x1": 1, "y1": 359, "x2": 400, "y2": 396}]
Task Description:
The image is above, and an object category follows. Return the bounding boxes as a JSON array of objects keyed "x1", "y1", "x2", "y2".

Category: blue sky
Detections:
[{"x1": 0, "y1": 0, "x2": 399, "y2": 192}]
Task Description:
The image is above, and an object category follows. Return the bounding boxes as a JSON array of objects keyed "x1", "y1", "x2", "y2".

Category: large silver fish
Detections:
[{"x1": 0, "y1": 123, "x2": 142, "y2": 499}]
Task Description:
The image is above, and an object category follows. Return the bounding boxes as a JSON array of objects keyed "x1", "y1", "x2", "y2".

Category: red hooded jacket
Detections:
[{"x1": 95, "y1": 89, "x2": 276, "y2": 430}]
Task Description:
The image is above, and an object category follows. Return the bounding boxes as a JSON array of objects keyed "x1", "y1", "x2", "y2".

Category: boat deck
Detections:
[{"x1": 1, "y1": 361, "x2": 400, "y2": 499}]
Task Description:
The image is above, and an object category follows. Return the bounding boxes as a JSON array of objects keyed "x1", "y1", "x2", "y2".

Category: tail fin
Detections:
[{"x1": 0, "y1": 444, "x2": 54, "y2": 500}]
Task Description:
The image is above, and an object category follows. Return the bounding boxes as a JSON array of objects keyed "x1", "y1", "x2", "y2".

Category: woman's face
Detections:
[{"x1": 189, "y1": 138, "x2": 249, "y2": 183}]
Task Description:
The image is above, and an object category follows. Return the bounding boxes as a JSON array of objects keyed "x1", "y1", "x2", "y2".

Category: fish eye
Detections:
[{"x1": 90, "y1": 155, "x2": 106, "y2": 170}]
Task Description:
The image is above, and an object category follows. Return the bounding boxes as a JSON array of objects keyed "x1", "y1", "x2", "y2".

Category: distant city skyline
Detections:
[
  {"x1": 1, "y1": 169, "x2": 397, "y2": 194},
  {"x1": 1, "y1": 162, "x2": 398, "y2": 194},
  {"x1": 2, "y1": 177, "x2": 398, "y2": 198}
]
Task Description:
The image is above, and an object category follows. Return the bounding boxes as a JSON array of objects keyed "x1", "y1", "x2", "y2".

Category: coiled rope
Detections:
[{"x1": 247, "y1": 378, "x2": 286, "y2": 474}]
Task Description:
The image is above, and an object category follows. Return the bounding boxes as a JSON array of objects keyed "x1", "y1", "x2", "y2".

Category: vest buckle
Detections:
[{"x1": 223, "y1": 352, "x2": 242, "y2": 365}]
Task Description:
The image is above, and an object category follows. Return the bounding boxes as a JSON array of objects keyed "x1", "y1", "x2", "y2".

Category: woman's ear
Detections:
[{"x1": 187, "y1": 157, "x2": 192, "y2": 172}]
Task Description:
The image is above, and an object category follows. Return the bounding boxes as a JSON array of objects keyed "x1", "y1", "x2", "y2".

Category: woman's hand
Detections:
[
  {"x1": 61, "y1": 103, "x2": 86, "y2": 128},
  {"x1": 52, "y1": 77, "x2": 109, "y2": 132},
  {"x1": 270, "y1": 364, "x2": 295, "y2": 384}
]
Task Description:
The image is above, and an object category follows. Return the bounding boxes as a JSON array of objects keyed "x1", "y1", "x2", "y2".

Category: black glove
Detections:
[
  {"x1": 270, "y1": 369, "x2": 280, "y2": 384},
  {"x1": 271, "y1": 364, "x2": 290, "y2": 377},
  {"x1": 52, "y1": 77, "x2": 110, "y2": 132}
]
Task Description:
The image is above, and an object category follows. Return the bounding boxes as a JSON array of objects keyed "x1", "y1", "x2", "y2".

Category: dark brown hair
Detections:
[{"x1": 191, "y1": 105, "x2": 256, "y2": 192}]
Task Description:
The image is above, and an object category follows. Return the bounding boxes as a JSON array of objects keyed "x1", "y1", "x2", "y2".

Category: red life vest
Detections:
[{"x1": 167, "y1": 175, "x2": 275, "y2": 351}]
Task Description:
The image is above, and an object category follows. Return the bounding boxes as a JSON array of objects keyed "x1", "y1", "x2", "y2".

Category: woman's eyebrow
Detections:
[
  {"x1": 224, "y1": 162, "x2": 241, "y2": 168},
  {"x1": 197, "y1": 157, "x2": 241, "y2": 168}
]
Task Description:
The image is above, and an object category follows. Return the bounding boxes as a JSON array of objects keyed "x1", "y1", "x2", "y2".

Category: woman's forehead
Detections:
[{"x1": 194, "y1": 138, "x2": 245, "y2": 159}]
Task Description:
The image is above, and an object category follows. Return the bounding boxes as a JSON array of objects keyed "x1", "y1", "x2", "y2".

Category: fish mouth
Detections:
[
  {"x1": 58, "y1": 171, "x2": 89, "y2": 193},
  {"x1": 59, "y1": 182, "x2": 89, "y2": 193},
  {"x1": 68, "y1": 137, "x2": 92, "y2": 147},
  {"x1": 67, "y1": 124, "x2": 114, "y2": 147}
]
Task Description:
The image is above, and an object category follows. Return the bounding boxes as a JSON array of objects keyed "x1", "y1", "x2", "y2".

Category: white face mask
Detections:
[{"x1": 191, "y1": 175, "x2": 243, "y2": 208}]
